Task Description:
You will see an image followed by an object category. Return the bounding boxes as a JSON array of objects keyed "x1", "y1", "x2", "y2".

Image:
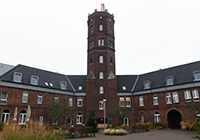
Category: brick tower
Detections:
[{"x1": 86, "y1": 9, "x2": 118, "y2": 126}]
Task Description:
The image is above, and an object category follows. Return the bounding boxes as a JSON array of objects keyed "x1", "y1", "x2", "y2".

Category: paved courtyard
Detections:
[{"x1": 81, "y1": 129, "x2": 197, "y2": 140}]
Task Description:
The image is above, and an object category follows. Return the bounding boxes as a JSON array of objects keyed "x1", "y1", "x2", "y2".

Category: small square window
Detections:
[
  {"x1": 77, "y1": 98, "x2": 82, "y2": 107},
  {"x1": 13, "y1": 72, "x2": 22, "y2": 83},
  {"x1": 0, "y1": 92, "x2": 8, "y2": 105},
  {"x1": 60, "y1": 81, "x2": 67, "y2": 90},
  {"x1": 30, "y1": 75, "x2": 39, "y2": 85},
  {"x1": 22, "y1": 92, "x2": 28, "y2": 103}
]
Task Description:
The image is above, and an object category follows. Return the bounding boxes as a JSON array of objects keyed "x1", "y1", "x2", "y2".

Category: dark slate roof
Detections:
[
  {"x1": 67, "y1": 75, "x2": 86, "y2": 92},
  {"x1": 0, "y1": 64, "x2": 86, "y2": 92},
  {"x1": 134, "y1": 60, "x2": 200, "y2": 92},
  {"x1": 117, "y1": 75, "x2": 138, "y2": 92}
]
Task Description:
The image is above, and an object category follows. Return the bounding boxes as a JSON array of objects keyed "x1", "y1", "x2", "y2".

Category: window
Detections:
[
  {"x1": 90, "y1": 26, "x2": 93, "y2": 33},
  {"x1": 166, "y1": 76, "x2": 174, "y2": 85},
  {"x1": 166, "y1": 93, "x2": 172, "y2": 104},
  {"x1": 109, "y1": 26, "x2": 111, "y2": 33},
  {"x1": 69, "y1": 97, "x2": 73, "y2": 107},
  {"x1": 192, "y1": 90, "x2": 199, "y2": 101},
  {"x1": 52, "y1": 117, "x2": 58, "y2": 126},
  {"x1": 22, "y1": 92, "x2": 28, "y2": 103},
  {"x1": 77, "y1": 98, "x2": 82, "y2": 107},
  {"x1": 142, "y1": 116, "x2": 144, "y2": 123},
  {"x1": 99, "y1": 72, "x2": 103, "y2": 79},
  {"x1": 184, "y1": 91, "x2": 191, "y2": 102},
  {"x1": 154, "y1": 112, "x2": 160, "y2": 123},
  {"x1": 99, "y1": 24, "x2": 103, "y2": 31},
  {"x1": 139, "y1": 96, "x2": 144, "y2": 106},
  {"x1": 98, "y1": 39, "x2": 101, "y2": 46},
  {"x1": 144, "y1": 80, "x2": 151, "y2": 89},
  {"x1": 194, "y1": 71, "x2": 200, "y2": 81},
  {"x1": 90, "y1": 57, "x2": 92, "y2": 64},
  {"x1": 126, "y1": 97, "x2": 131, "y2": 107},
  {"x1": 110, "y1": 57, "x2": 112, "y2": 64},
  {"x1": 1, "y1": 109, "x2": 10, "y2": 124},
  {"x1": 13, "y1": 72, "x2": 22, "y2": 82},
  {"x1": 98, "y1": 38, "x2": 104, "y2": 46},
  {"x1": 54, "y1": 96, "x2": 59, "y2": 104},
  {"x1": 78, "y1": 86, "x2": 82, "y2": 90},
  {"x1": 119, "y1": 97, "x2": 125, "y2": 107},
  {"x1": 122, "y1": 86, "x2": 126, "y2": 90},
  {"x1": 77, "y1": 113, "x2": 82, "y2": 124},
  {"x1": 37, "y1": 94, "x2": 43, "y2": 104},
  {"x1": 19, "y1": 110, "x2": 26, "y2": 124},
  {"x1": 68, "y1": 117, "x2": 72, "y2": 125},
  {"x1": 123, "y1": 117, "x2": 129, "y2": 126},
  {"x1": 99, "y1": 55, "x2": 103, "y2": 63},
  {"x1": 153, "y1": 95, "x2": 158, "y2": 105},
  {"x1": 0, "y1": 92, "x2": 7, "y2": 105},
  {"x1": 39, "y1": 116, "x2": 43, "y2": 125},
  {"x1": 99, "y1": 100, "x2": 104, "y2": 110},
  {"x1": 90, "y1": 40, "x2": 94, "y2": 48},
  {"x1": 109, "y1": 40, "x2": 113, "y2": 48},
  {"x1": 172, "y1": 92, "x2": 179, "y2": 103},
  {"x1": 102, "y1": 38, "x2": 104, "y2": 46},
  {"x1": 60, "y1": 81, "x2": 67, "y2": 90},
  {"x1": 30, "y1": 75, "x2": 39, "y2": 85},
  {"x1": 100, "y1": 86, "x2": 104, "y2": 94}
]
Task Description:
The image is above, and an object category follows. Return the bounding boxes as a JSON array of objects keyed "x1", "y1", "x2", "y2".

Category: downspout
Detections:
[{"x1": 131, "y1": 75, "x2": 140, "y2": 125}]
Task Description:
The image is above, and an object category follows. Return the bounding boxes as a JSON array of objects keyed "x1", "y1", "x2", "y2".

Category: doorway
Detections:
[{"x1": 167, "y1": 110, "x2": 181, "y2": 129}]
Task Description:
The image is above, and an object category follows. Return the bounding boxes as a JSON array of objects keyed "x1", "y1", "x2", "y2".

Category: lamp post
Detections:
[{"x1": 103, "y1": 99, "x2": 106, "y2": 130}]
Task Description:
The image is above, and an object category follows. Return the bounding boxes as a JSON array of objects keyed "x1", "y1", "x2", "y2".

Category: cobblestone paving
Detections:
[{"x1": 80, "y1": 129, "x2": 197, "y2": 140}]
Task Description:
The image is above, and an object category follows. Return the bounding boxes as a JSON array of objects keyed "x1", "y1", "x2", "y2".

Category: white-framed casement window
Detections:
[
  {"x1": 54, "y1": 96, "x2": 59, "y2": 104},
  {"x1": 69, "y1": 97, "x2": 73, "y2": 107},
  {"x1": 192, "y1": 90, "x2": 199, "y2": 101},
  {"x1": 99, "y1": 100, "x2": 104, "y2": 110},
  {"x1": 13, "y1": 72, "x2": 22, "y2": 83},
  {"x1": 52, "y1": 117, "x2": 58, "y2": 126},
  {"x1": 166, "y1": 93, "x2": 172, "y2": 104},
  {"x1": 90, "y1": 26, "x2": 93, "y2": 33},
  {"x1": 99, "y1": 72, "x2": 103, "y2": 79},
  {"x1": 144, "y1": 80, "x2": 151, "y2": 89},
  {"x1": 119, "y1": 97, "x2": 125, "y2": 107},
  {"x1": 39, "y1": 116, "x2": 43, "y2": 125},
  {"x1": 77, "y1": 113, "x2": 82, "y2": 124},
  {"x1": 99, "y1": 24, "x2": 103, "y2": 31},
  {"x1": 153, "y1": 95, "x2": 158, "y2": 105},
  {"x1": 30, "y1": 75, "x2": 39, "y2": 85},
  {"x1": 193, "y1": 71, "x2": 200, "y2": 81},
  {"x1": 19, "y1": 110, "x2": 26, "y2": 125},
  {"x1": 98, "y1": 38, "x2": 101, "y2": 46},
  {"x1": 100, "y1": 86, "x2": 104, "y2": 94},
  {"x1": 77, "y1": 98, "x2": 82, "y2": 107},
  {"x1": 98, "y1": 38, "x2": 104, "y2": 46},
  {"x1": 154, "y1": 112, "x2": 160, "y2": 123},
  {"x1": 184, "y1": 91, "x2": 191, "y2": 102},
  {"x1": 139, "y1": 96, "x2": 144, "y2": 106},
  {"x1": 99, "y1": 55, "x2": 103, "y2": 63},
  {"x1": 126, "y1": 97, "x2": 131, "y2": 107},
  {"x1": 37, "y1": 94, "x2": 43, "y2": 104},
  {"x1": 172, "y1": 92, "x2": 179, "y2": 103},
  {"x1": 22, "y1": 92, "x2": 28, "y2": 103},
  {"x1": 166, "y1": 76, "x2": 174, "y2": 86},
  {"x1": 60, "y1": 81, "x2": 67, "y2": 90},
  {"x1": 0, "y1": 92, "x2": 8, "y2": 105},
  {"x1": 1, "y1": 109, "x2": 10, "y2": 124}
]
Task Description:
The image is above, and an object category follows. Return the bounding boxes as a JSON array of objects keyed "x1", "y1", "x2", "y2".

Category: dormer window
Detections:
[
  {"x1": 144, "y1": 80, "x2": 151, "y2": 89},
  {"x1": 78, "y1": 86, "x2": 82, "y2": 90},
  {"x1": 30, "y1": 75, "x2": 39, "y2": 85},
  {"x1": 122, "y1": 86, "x2": 126, "y2": 90},
  {"x1": 60, "y1": 81, "x2": 67, "y2": 90},
  {"x1": 166, "y1": 76, "x2": 174, "y2": 86},
  {"x1": 13, "y1": 72, "x2": 22, "y2": 83},
  {"x1": 194, "y1": 71, "x2": 200, "y2": 81}
]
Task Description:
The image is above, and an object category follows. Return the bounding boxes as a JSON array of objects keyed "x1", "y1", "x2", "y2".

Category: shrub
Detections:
[
  {"x1": 0, "y1": 122, "x2": 5, "y2": 131},
  {"x1": 151, "y1": 122, "x2": 163, "y2": 130},
  {"x1": 193, "y1": 124, "x2": 200, "y2": 131},
  {"x1": 109, "y1": 129, "x2": 115, "y2": 135},
  {"x1": 103, "y1": 129, "x2": 110, "y2": 135},
  {"x1": 180, "y1": 121, "x2": 196, "y2": 131}
]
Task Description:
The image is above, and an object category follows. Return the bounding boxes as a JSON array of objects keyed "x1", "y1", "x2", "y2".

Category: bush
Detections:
[
  {"x1": 180, "y1": 121, "x2": 196, "y2": 131},
  {"x1": 0, "y1": 122, "x2": 5, "y2": 131},
  {"x1": 151, "y1": 122, "x2": 163, "y2": 130},
  {"x1": 103, "y1": 129, "x2": 126, "y2": 135},
  {"x1": 103, "y1": 129, "x2": 110, "y2": 135}
]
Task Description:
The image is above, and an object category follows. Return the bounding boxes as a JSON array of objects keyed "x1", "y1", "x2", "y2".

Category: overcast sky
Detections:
[{"x1": 1, "y1": 0, "x2": 200, "y2": 75}]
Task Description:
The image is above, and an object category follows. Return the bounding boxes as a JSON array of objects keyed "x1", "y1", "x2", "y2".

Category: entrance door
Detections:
[
  {"x1": 123, "y1": 117, "x2": 129, "y2": 126},
  {"x1": 167, "y1": 110, "x2": 181, "y2": 129}
]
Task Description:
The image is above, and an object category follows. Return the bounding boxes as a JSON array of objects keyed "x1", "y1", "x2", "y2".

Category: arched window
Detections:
[
  {"x1": 19, "y1": 110, "x2": 26, "y2": 124},
  {"x1": 99, "y1": 24, "x2": 103, "y2": 31},
  {"x1": 100, "y1": 86, "x2": 104, "y2": 94},
  {"x1": 99, "y1": 55, "x2": 103, "y2": 63},
  {"x1": 77, "y1": 113, "x2": 82, "y2": 124},
  {"x1": 123, "y1": 117, "x2": 129, "y2": 126},
  {"x1": 154, "y1": 112, "x2": 160, "y2": 123},
  {"x1": 102, "y1": 38, "x2": 104, "y2": 46},
  {"x1": 99, "y1": 72, "x2": 103, "y2": 79},
  {"x1": 110, "y1": 57, "x2": 112, "y2": 64},
  {"x1": 98, "y1": 38, "x2": 101, "y2": 46},
  {"x1": 1, "y1": 109, "x2": 10, "y2": 124}
]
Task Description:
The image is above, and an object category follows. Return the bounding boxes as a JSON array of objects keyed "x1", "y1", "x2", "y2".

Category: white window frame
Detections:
[
  {"x1": 77, "y1": 113, "x2": 82, "y2": 124},
  {"x1": 1, "y1": 110, "x2": 10, "y2": 124},
  {"x1": 19, "y1": 111, "x2": 26, "y2": 125},
  {"x1": 30, "y1": 75, "x2": 39, "y2": 85},
  {"x1": 192, "y1": 90, "x2": 199, "y2": 101},
  {"x1": 98, "y1": 38, "x2": 101, "y2": 46},
  {"x1": 37, "y1": 94, "x2": 43, "y2": 104},
  {"x1": 166, "y1": 93, "x2": 172, "y2": 104},
  {"x1": 22, "y1": 92, "x2": 28, "y2": 103},
  {"x1": 13, "y1": 72, "x2": 22, "y2": 83},
  {"x1": 166, "y1": 76, "x2": 174, "y2": 86},
  {"x1": 139, "y1": 96, "x2": 144, "y2": 106},
  {"x1": 154, "y1": 112, "x2": 161, "y2": 123},
  {"x1": 69, "y1": 97, "x2": 73, "y2": 107},
  {"x1": 39, "y1": 116, "x2": 43, "y2": 125},
  {"x1": 99, "y1": 55, "x2": 103, "y2": 63},
  {"x1": 77, "y1": 98, "x2": 82, "y2": 107},
  {"x1": 100, "y1": 86, "x2": 104, "y2": 94},
  {"x1": 126, "y1": 97, "x2": 131, "y2": 107},
  {"x1": 119, "y1": 97, "x2": 125, "y2": 107},
  {"x1": 99, "y1": 72, "x2": 103, "y2": 79},
  {"x1": 90, "y1": 26, "x2": 93, "y2": 33},
  {"x1": 172, "y1": 92, "x2": 179, "y2": 103},
  {"x1": 184, "y1": 91, "x2": 191, "y2": 102},
  {"x1": 153, "y1": 95, "x2": 158, "y2": 105},
  {"x1": 99, "y1": 24, "x2": 103, "y2": 31},
  {"x1": 54, "y1": 96, "x2": 59, "y2": 104},
  {"x1": 0, "y1": 92, "x2": 8, "y2": 105},
  {"x1": 99, "y1": 101, "x2": 104, "y2": 110},
  {"x1": 102, "y1": 38, "x2": 104, "y2": 46},
  {"x1": 60, "y1": 81, "x2": 67, "y2": 90}
]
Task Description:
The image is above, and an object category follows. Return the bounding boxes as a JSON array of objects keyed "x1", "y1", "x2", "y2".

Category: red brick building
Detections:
[{"x1": 0, "y1": 9, "x2": 200, "y2": 129}]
